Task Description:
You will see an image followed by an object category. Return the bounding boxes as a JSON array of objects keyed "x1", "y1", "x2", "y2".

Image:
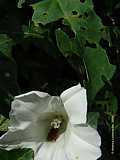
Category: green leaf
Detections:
[
  {"x1": 10, "y1": 149, "x2": 33, "y2": 160},
  {"x1": 0, "y1": 149, "x2": 33, "y2": 160},
  {"x1": 0, "y1": 34, "x2": 14, "y2": 58},
  {"x1": 65, "y1": 11, "x2": 103, "y2": 44},
  {"x1": 0, "y1": 115, "x2": 9, "y2": 131},
  {"x1": 0, "y1": 149, "x2": 8, "y2": 160},
  {"x1": 87, "y1": 112, "x2": 99, "y2": 129},
  {"x1": 108, "y1": 95, "x2": 118, "y2": 114},
  {"x1": 32, "y1": 0, "x2": 103, "y2": 44},
  {"x1": 113, "y1": 26, "x2": 120, "y2": 38},
  {"x1": 83, "y1": 47, "x2": 116, "y2": 102},
  {"x1": 23, "y1": 23, "x2": 49, "y2": 38},
  {"x1": 56, "y1": 29, "x2": 82, "y2": 56},
  {"x1": 17, "y1": 0, "x2": 25, "y2": 8},
  {"x1": 101, "y1": 27, "x2": 112, "y2": 46},
  {"x1": 31, "y1": 0, "x2": 83, "y2": 25},
  {"x1": 105, "y1": 92, "x2": 118, "y2": 115},
  {"x1": 56, "y1": 30, "x2": 116, "y2": 101}
]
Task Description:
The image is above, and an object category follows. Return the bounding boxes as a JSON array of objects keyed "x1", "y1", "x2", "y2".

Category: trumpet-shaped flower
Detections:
[{"x1": 0, "y1": 84, "x2": 101, "y2": 160}]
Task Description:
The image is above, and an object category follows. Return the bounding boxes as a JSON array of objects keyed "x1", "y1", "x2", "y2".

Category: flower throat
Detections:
[{"x1": 47, "y1": 116, "x2": 66, "y2": 141}]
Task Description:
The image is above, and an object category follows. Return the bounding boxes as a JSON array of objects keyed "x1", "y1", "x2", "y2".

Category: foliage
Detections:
[
  {"x1": 17, "y1": 0, "x2": 116, "y2": 103},
  {"x1": 0, "y1": 115, "x2": 9, "y2": 131},
  {"x1": 0, "y1": 149, "x2": 33, "y2": 160},
  {"x1": 0, "y1": 35, "x2": 14, "y2": 58},
  {"x1": 56, "y1": 29, "x2": 116, "y2": 100},
  {"x1": 0, "y1": 0, "x2": 120, "y2": 159},
  {"x1": 87, "y1": 112, "x2": 99, "y2": 129}
]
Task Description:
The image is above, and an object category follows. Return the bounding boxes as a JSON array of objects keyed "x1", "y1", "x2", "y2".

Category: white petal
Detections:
[
  {"x1": 64, "y1": 124, "x2": 101, "y2": 160},
  {"x1": 0, "y1": 119, "x2": 47, "y2": 151},
  {"x1": 12, "y1": 91, "x2": 51, "y2": 121},
  {"x1": 34, "y1": 134, "x2": 67, "y2": 160},
  {"x1": 13, "y1": 91, "x2": 67, "y2": 121},
  {"x1": 0, "y1": 91, "x2": 67, "y2": 151},
  {"x1": 0, "y1": 135, "x2": 42, "y2": 153},
  {"x1": 60, "y1": 84, "x2": 87, "y2": 124},
  {"x1": 15, "y1": 91, "x2": 48, "y2": 99}
]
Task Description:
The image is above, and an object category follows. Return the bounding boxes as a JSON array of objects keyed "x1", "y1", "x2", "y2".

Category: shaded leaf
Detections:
[
  {"x1": 17, "y1": 0, "x2": 25, "y2": 8},
  {"x1": 0, "y1": 115, "x2": 9, "y2": 131},
  {"x1": 113, "y1": 26, "x2": 120, "y2": 38},
  {"x1": 0, "y1": 149, "x2": 33, "y2": 160},
  {"x1": 0, "y1": 34, "x2": 14, "y2": 58},
  {"x1": 83, "y1": 47, "x2": 116, "y2": 101},
  {"x1": 56, "y1": 29, "x2": 82, "y2": 56},
  {"x1": 87, "y1": 112, "x2": 99, "y2": 129},
  {"x1": 0, "y1": 55, "x2": 20, "y2": 117},
  {"x1": 115, "y1": 1, "x2": 120, "y2": 9},
  {"x1": 9, "y1": 149, "x2": 33, "y2": 160},
  {"x1": 23, "y1": 23, "x2": 48, "y2": 38},
  {"x1": 105, "y1": 93, "x2": 118, "y2": 115},
  {"x1": 101, "y1": 27, "x2": 112, "y2": 46},
  {"x1": 108, "y1": 95, "x2": 118, "y2": 114},
  {"x1": 0, "y1": 149, "x2": 8, "y2": 160},
  {"x1": 56, "y1": 29, "x2": 116, "y2": 101}
]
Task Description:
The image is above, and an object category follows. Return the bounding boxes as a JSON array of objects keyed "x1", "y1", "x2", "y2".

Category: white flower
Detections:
[{"x1": 0, "y1": 84, "x2": 101, "y2": 160}]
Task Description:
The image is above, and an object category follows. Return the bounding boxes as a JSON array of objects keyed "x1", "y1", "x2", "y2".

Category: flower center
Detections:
[
  {"x1": 50, "y1": 118, "x2": 62, "y2": 129},
  {"x1": 47, "y1": 115, "x2": 67, "y2": 141}
]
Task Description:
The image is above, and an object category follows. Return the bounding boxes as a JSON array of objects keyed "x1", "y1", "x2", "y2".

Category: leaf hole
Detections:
[
  {"x1": 72, "y1": 11, "x2": 78, "y2": 15},
  {"x1": 62, "y1": 25, "x2": 75, "y2": 38},
  {"x1": 43, "y1": 12, "x2": 47, "y2": 16},
  {"x1": 84, "y1": 12, "x2": 88, "y2": 17},
  {"x1": 100, "y1": 38, "x2": 109, "y2": 49},
  {"x1": 101, "y1": 75, "x2": 110, "y2": 86},
  {"x1": 80, "y1": 0, "x2": 85, "y2": 3},
  {"x1": 100, "y1": 28, "x2": 104, "y2": 32},
  {"x1": 81, "y1": 27, "x2": 86, "y2": 31},
  {"x1": 85, "y1": 41, "x2": 96, "y2": 48},
  {"x1": 79, "y1": 15, "x2": 82, "y2": 18}
]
